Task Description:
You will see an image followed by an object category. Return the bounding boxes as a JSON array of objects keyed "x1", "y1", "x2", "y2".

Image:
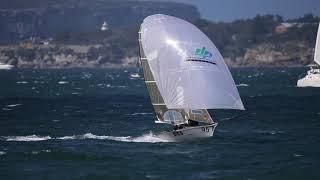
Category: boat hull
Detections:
[
  {"x1": 154, "y1": 124, "x2": 217, "y2": 142},
  {"x1": 0, "y1": 64, "x2": 14, "y2": 70},
  {"x1": 297, "y1": 73, "x2": 320, "y2": 87}
]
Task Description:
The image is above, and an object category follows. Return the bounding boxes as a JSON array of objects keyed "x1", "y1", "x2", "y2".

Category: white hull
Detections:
[
  {"x1": 297, "y1": 70, "x2": 320, "y2": 87},
  {"x1": 154, "y1": 124, "x2": 217, "y2": 142},
  {"x1": 130, "y1": 73, "x2": 140, "y2": 78},
  {"x1": 0, "y1": 64, "x2": 14, "y2": 70}
]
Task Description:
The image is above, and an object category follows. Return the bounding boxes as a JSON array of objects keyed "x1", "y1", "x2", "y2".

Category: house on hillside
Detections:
[{"x1": 275, "y1": 22, "x2": 315, "y2": 34}]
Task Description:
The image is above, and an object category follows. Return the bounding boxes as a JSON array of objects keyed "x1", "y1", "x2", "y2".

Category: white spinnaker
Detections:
[
  {"x1": 314, "y1": 22, "x2": 320, "y2": 65},
  {"x1": 140, "y1": 14, "x2": 244, "y2": 110}
]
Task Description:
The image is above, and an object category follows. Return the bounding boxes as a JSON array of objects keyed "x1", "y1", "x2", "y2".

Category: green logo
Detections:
[{"x1": 195, "y1": 47, "x2": 213, "y2": 59}]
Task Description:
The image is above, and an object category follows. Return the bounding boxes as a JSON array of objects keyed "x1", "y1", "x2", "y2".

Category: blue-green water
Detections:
[{"x1": 0, "y1": 68, "x2": 319, "y2": 179}]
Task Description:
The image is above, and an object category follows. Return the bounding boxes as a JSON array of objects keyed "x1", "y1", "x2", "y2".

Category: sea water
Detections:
[{"x1": 0, "y1": 68, "x2": 319, "y2": 179}]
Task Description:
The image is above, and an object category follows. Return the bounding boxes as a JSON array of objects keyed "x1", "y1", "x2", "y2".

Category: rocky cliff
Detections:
[
  {"x1": 0, "y1": 41, "x2": 314, "y2": 69},
  {"x1": 224, "y1": 41, "x2": 314, "y2": 67}
]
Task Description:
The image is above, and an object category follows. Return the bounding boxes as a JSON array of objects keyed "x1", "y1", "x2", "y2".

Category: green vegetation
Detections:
[
  {"x1": 52, "y1": 14, "x2": 319, "y2": 63},
  {"x1": 195, "y1": 14, "x2": 319, "y2": 57}
]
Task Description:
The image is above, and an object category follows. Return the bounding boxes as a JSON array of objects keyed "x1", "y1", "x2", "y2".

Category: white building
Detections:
[{"x1": 101, "y1": 21, "x2": 109, "y2": 31}]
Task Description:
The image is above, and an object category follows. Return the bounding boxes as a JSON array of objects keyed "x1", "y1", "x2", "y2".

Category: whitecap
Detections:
[
  {"x1": 58, "y1": 81, "x2": 69, "y2": 84},
  {"x1": 4, "y1": 135, "x2": 52, "y2": 142},
  {"x1": 82, "y1": 73, "x2": 92, "y2": 79},
  {"x1": 126, "y1": 112, "x2": 153, "y2": 116},
  {"x1": 31, "y1": 151, "x2": 40, "y2": 155},
  {"x1": 56, "y1": 135, "x2": 76, "y2": 140},
  {"x1": 16, "y1": 81, "x2": 28, "y2": 84},
  {"x1": 5, "y1": 104, "x2": 22, "y2": 108},
  {"x1": 2, "y1": 108, "x2": 12, "y2": 111},
  {"x1": 31, "y1": 150, "x2": 51, "y2": 155},
  {"x1": 236, "y1": 83, "x2": 249, "y2": 87},
  {"x1": 293, "y1": 153, "x2": 304, "y2": 157},
  {"x1": 130, "y1": 73, "x2": 140, "y2": 78},
  {"x1": 0, "y1": 151, "x2": 6, "y2": 155},
  {"x1": 254, "y1": 130, "x2": 284, "y2": 135}
]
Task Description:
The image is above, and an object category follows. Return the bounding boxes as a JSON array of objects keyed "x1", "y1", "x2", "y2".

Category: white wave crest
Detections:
[
  {"x1": 56, "y1": 135, "x2": 76, "y2": 140},
  {"x1": 5, "y1": 104, "x2": 22, "y2": 108},
  {"x1": 58, "y1": 81, "x2": 69, "y2": 84},
  {"x1": 2, "y1": 108, "x2": 12, "y2": 111},
  {"x1": 0, "y1": 151, "x2": 6, "y2": 155},
  {"x1": 236, "y1": 83, "x2": 249, "y2": 87},
  {"x1": 16, "y1": 81, "x2": 28, "y2": 84},
  {"x1": 125, "y1": 112, "x2": 153, "y2": 116},
  {"x1": 4, "y1": 135, "x2": 52, "y2": 142}
]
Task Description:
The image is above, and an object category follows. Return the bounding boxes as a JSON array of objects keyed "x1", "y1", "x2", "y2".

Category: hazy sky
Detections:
[{"x1": 155, "y1": 0, "x2": 320, "y2": 22}]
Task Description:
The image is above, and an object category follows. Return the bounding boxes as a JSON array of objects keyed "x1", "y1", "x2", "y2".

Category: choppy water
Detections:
[{"x1": 0, "y1": 68, "x2": 319, "y2": 179}]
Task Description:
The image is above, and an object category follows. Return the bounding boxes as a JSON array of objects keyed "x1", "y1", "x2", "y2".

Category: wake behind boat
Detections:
[
  {"x1": 297, "y1": 22, "x2": 320, "y2": 87},
  {"x1": 138, "y1": 14, "x2": 245, "y2": 142}
]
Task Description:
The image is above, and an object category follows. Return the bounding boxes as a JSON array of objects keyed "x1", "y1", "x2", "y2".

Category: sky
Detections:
[{"x1": 154, "y1": 0, "x2": 320, "y2": 22}]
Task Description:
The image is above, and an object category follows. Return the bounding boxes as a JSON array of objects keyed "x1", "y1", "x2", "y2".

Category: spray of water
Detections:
[{"x1": 2, "y1": 132, "x2": 170, "y2": 143}]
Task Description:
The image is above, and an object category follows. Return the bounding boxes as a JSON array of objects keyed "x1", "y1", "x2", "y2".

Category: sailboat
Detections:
[
  {"x1": 297, "y1": 22, "x2": 320, "y2": 87},
  {"x1": 0, "y1": 63, "x2": 14, "y2": 70},
  {"x1": 138, "y1": 14, "x2": 245, "y2": 141}
]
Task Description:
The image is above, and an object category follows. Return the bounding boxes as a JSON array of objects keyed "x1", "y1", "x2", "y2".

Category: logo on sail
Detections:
[
  {"x1": 195, "y1": 47, "x2": 213, "y2": 59},
  {"x1": 186, "y1": 47, "x2": 216, "y2": 64}
]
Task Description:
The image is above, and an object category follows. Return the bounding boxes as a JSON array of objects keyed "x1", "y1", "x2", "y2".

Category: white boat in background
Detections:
[
  {"x1": 130, "y1": 73, "x2": 140, "y2": 78},
  {"x1": 0, "y1": 63, "x2": 14, "y2": 70},
  {"x1": 297, "y1": 22, "x2": 320, "y2": 87},
  {"x1": 138, "y1": 14, "x2": 245, "y2": 142}
]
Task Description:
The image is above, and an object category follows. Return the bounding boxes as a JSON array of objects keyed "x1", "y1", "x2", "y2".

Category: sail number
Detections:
[
  {"x1": 173, "y1": 131, "x2": 183, "y2": 136},
  {"x1": 201, "y1": 127, "x2": 213, "y2": 132}
]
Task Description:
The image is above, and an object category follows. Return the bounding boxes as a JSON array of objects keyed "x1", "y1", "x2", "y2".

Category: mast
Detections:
[
  {"x1": 139, "y1": 28, "x2": 170, "y2": 123},
  {"x1": 314, "y1": 22, "x2": 320, "y2": 65}
]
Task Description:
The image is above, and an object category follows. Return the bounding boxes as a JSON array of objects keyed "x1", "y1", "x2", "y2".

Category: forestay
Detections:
[
  {"x1": 140, "y1": 14, "x2": 244, "y2": 110},
  {"x1": 314, "y1": 22, "x2": 320, "y2": 65}
]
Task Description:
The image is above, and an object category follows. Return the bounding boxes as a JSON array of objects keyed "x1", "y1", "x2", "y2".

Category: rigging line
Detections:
[{"x1": 167, "y1": 76, "x2": 182, "y2": 106}]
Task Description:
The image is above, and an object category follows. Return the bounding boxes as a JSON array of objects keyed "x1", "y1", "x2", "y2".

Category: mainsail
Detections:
[
  {"x1": 139, "y1": 14, "x2": 244, "y2": 125},
  {"x1": 314, "y1": 22, "x2": 320, "y2": 65}
]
